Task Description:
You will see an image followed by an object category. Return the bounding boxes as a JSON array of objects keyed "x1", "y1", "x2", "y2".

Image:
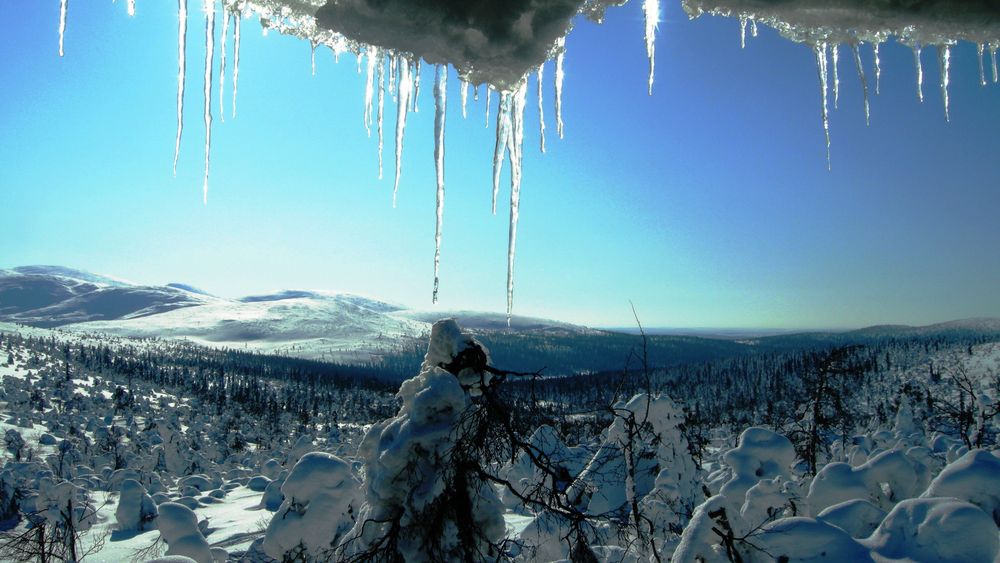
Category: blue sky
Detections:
[{"x1": 1, "y1": 1, "x2": 999, "y2": 329}]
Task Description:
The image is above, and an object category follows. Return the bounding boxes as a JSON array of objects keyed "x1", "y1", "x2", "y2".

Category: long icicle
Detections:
[
  {"x1": 832, "y1": 44, "x2": 840, "y2": 109},
  {"x1": 413, "y1": 60, "x2": 421, "y2": 113},
  {"x1": 392, "y1": 57, "x2": 411, "y2": 207},
  {"x1": 219, "y1": 5, "x2": 229, "y2": 123},
  {"x1": 364, "y1": 46, "x2": 377, "y2": 136},
  {"x1": 232, "y1": 9, "x2": 241, "y2": 118},
  {"x1": 377, "y1": 54, "x2": 385, "y2": 179},
  {"x1": 432, "y1": 65, "x2": 447, "y2": 304},
  {"x1": 173, "y1": 0, "x2": 188, "y2": 175},
  {"x1": 485, "y1": 87, "x2": 492, "y2": 128},
  {"x1": 310, "y1": 41, "x2": 317, "y2": 76},
  {"x1": 59, "y1": 0, "x2": 68, "y2": 57},
  {"x1": 555, "y1": 37, "x2": 566, "y2": 138},
  {"x1": 492, "y1": 92, "x2": 512, "y2": 215},
  {"x1": 814, "y1": 42, "x2": 831, "y2": 170},
  {"x1": 977, "y1": 43, "x2": 986, "y2": 87},
  {"x1": 939, "y1": 44, "x2": 951, "y2": 122},
  {"x1": 914, "y1": 44, "x2": 924, "y2": 103},
  {"x1": 202, "y1": 1, "x2": 215, "y2": 205},
  {"x1": 506, "y1": 82, "x2": 529, "y2": 326},
  {"x1": 643, "y1": 0, "x2": 659, "y2": 94},
  {"x1": 460, "y1": 80, "x2": 468, "y2": 119},
  {"x1": 852, "y1": 43, "x2": 870, "y2": 126},
  {"x1": 873, "y1": 42, "x2": 882, "y2": 95},
  {"x1": 992, "y1": 45, "x2": 998, "y2": 83},
  {"x1": 739, "y1": 16, "x2": 747, "y2": 49},
  {"x1": 537, "y1": 64, "x2": 546, "y2": 153}
]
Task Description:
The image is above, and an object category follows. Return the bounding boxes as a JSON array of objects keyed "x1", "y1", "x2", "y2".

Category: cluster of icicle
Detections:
[
  {"x1": 56, "y1": 0, "x2": 663, "y2": 324},
  {"x1": 707, "y1": 9, "x2": 1000, "y2": 170}
]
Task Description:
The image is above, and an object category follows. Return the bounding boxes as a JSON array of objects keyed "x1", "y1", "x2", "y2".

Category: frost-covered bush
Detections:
[
  {"x1": 157, "y1": 502, "x2": 218, "y2": 563},
  {"x1": 863, "y1": 497, "x2": 999, "y2": 562},
  {"x1": 262, "y1": 452, "x2": 361, "y2": 561},
  {"x1": 921, "y1": 448, "x2": 1000, "y2": 525},
  {"x1": 340, "y1": 319, "x2": 505, "y2": 561},
  {"x1": 115, "y1": 478, "x2": 158, "y2": 532}
]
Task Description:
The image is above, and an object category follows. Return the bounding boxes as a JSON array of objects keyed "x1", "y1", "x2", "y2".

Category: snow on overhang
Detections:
[{"x1": 684, "y1": 0, "x2": 1000, "y2": 45}]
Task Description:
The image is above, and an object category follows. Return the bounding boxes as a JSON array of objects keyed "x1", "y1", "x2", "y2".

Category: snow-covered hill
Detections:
[
  {"x1": 0, "y1": 267, "x2": 591, "y2": 364},
  {"x1": 0, "y1": 266, "x2": 213, "y2": 327},
  {"x1": 71, "y1": 291, "x2": 429, "y2": 364}
]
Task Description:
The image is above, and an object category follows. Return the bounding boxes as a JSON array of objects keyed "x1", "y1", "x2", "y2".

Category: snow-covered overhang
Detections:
[{"x1": 683, "y1": 0, "x2": 1000, "y2": 45}]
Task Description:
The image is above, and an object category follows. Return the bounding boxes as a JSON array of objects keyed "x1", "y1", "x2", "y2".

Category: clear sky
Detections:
[{"x1": 1, "y1": 1, "x2": 999, "y2": 329}]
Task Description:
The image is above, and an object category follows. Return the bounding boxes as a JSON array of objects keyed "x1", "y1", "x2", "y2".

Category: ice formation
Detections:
[{"x1": 51, "y1": 0, "x2": 1000, "y2": 315}]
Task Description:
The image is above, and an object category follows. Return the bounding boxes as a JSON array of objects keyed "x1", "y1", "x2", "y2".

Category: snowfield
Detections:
[{"x1": 0, "y1": 321, "x2": 998, "y2": 561}]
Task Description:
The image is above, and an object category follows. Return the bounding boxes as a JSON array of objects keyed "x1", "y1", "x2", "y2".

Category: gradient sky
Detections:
[{"x1": 2, "y1": 1, "x2": 999, "y2": 329}]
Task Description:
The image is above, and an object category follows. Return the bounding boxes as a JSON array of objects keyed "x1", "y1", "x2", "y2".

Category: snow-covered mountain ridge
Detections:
[{"x1": 0, "y1": 267, "x2": 595, "y2": 364}]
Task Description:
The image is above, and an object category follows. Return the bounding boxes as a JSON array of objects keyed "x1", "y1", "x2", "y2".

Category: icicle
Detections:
[
  {"x1": 127, "y1": 0, "x2": 136, "y2": 17},
  {"x1": 914, "y1": 44, "x2": 924, "y2": 103},
  {"x1": 232, "y1": 10, "x2": 241, "y2": 118},
  {"x1": 219, "y1": 6, "x2": 228, "y2": 123},
  {"x1": 555, "y1": 37, "x2": 566, "y2": 139},
  {"x1": 506, "y1": 82, "x2": 528, "y2": 326},
  {"x1": 751, "y1": 19, "x2": 758, "y2": 37},
  {"x1": 852, "y1": 43, "x2": 870, "y2": 126},
  {"x1": 389, "y1": 56, "x2": 397, "y2": 100},
  {"x1": 873, "y1": 42, "x2": 882, "y2": 95},
  {"x1": 492, "y1": 92, "x2": 512, "y2": 215},
  {"x1": 485, "y1": 87, "x2": 492, "y2": 128},
  {"x1": 474, "y1": 84, "x2": 480, "y2": 102},
  {"x1": 992, "y1": 46, "x2": 999, "y2": 83},
  {"x1": 173, "y1": 0, "x2": 188, "y2": 176},
  {"x1": 364, "y1": 46, "x2": 377, "y2": 136},
  {"x1": 202, "y1": 1, "x2": 215, "y2": 205},
  {"x1": 537, "y1": 65, "x2": 546, "y2": 153},
  {"x1": 432, "y1": 65, "x2": 447, "y2": 304},
  {"x1": 377, "y1": 55, "x2": 385, "y2": 179},
  {"x1": 643, "y1": 0, "x2": 659, "y2": 94},
  {"x1": 392, "y1": 57, "x2": 411, "y2": 207},
  {"x1": 310, "y1": 41, "x2": 317, "y2": 76},
  {"x1": 939, "y1": 45, "x2": 950, "y2": 122},
  {"x1": 413, "y1": 60, "x2": 421, "y2": 113},
  {"x1": 813, "y1": 43, "x2": 831, "y2": 170},
  {"x1": 460, "y1": 80, "x2": 469, "y2": 119},
  {"x1": 58, "y1": 0, "x2": 68, "y2": 57},
  {"x1": 977, "y1": 43, "x2": 986, "y2": 87},
  {"x1": 739, "y1": 16, "x2": 747, "y2": 49},
  {"x1": 832, "y1": 44, "x2": 840, "y2": 109}
]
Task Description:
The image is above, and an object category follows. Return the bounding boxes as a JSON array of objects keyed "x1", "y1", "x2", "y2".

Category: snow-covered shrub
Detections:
[
  {"x1": 921, "y1": 448, "x2": 1000, "y2": 525},
  {"x1": 863, "y1": 497, "x2": 999, "y2": 562},
  {"x1": 340, "y1": 319, "x2": 505, "y2": 561},
  {"x1": 569, "y1": 393, "x2": 700, "y2": 519},
  {"x1": 748, "y1": 517, "x2": 872, "y2": 562},
  {"x1": 808, "y1": 449, "x2": 923, "y2": 513},
  {"x1": 262, "y1": 452, "x2": 361, "y2": 561},
  {"x1": 115, "y1": 478, "x2": 158, "y2": 532},
  {"x1": 815, "y1": 498, "x2": 885, "y2": 538},
  {"x1": 157, "y1": 502, "x2": 217, "y2": 563}
]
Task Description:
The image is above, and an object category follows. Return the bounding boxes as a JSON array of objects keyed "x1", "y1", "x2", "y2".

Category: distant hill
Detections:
[{"x1": 3, "y1": 265, "x2": 998, "y2": 374}]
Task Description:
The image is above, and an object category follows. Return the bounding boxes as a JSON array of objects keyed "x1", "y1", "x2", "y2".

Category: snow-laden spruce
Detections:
[
  {"x1": 262, "y1": 452, "x2": 361, "y2": 560},
  {"x1": 338, "y1": 319, "x2": 506, "y2": 561}
]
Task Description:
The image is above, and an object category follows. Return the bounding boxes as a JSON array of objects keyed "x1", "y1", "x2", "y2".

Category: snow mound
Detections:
[
  {"x1": 921, "y1": 448, "x2": 1000, "y2": 526},
  {"x1": 863, "y1": 497, "x2": 999, "y2": 562}
]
